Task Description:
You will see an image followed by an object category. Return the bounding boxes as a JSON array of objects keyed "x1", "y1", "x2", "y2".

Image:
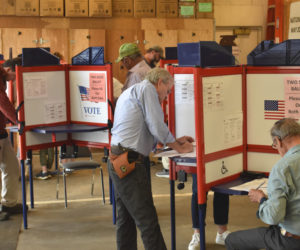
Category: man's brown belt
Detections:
[{"x1": 281, "y1": 228, "x2": 300, "y2": 240}]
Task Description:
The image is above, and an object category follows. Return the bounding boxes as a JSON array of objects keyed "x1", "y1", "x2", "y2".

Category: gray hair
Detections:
[
  {"x1": 270, "y1": 118, "x2": 300, "y2": 140},
  {"x1": 145, "y1": 68, "x2": 173, "y2": 85}
]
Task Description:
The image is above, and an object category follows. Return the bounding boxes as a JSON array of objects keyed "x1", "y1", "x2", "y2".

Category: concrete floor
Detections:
[{"x1": 3, "y1": 150, "x2": 265, "y2": 250}]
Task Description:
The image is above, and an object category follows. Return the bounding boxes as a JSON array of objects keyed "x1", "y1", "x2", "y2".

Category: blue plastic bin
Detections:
[
  {"x1": 247, "y1": 39, "x2": 300, "y2": 66},
  {"x1": 72, "y1": 47, "x2": 104, "y2": 65},
  {"x1": 177, "y1": 41, "x2": 235, "y2": 67}
]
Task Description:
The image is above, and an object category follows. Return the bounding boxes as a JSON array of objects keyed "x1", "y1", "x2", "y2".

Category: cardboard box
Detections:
[
  {"x1": 179, "y1": 2, "x2": 195, "y2": 18},
  {"x1": 0, "y1": 0, "x2": 16, "y2": 15},
  {"x1": 196, "y1": 0, "x2": 213, "y2": 18},
  {"x1": 89, "y1": 0, "x2": 112, "y2": 17},
  {"x1": 156, "y1": 0, "x2": 177, "y2": 18},
  {"x1": 16, "y1": 0, "x2": 39, "y2": 16},
  {"x1": 134, "y1": 0, "x2": 155, "y2": 18},
  {"x1": 112, "y1": 0, "x2": 133, "y2": 17},
  {"x1": 65, "y1": 0, "x2": 88, "y2": 17},
  {"x1": 40, "y1": 0, "x2": 64, "y2": 16}
]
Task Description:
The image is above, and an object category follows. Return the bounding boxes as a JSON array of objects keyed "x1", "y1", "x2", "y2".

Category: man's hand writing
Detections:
[
  {"x1": 248, "y1": 189, "x2": 266, "y2": 203},
  {"x1": 176, "y1": 141, "x2": 193, "y2": 153},
  {"x1": 176, "y1": 136, "x2": 194, "y2": 145}
]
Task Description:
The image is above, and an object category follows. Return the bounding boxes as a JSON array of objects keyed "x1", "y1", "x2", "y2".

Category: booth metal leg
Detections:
[
  {"x1": 9, "y1": 132, "x2": 14, "y2": 146},
  {"x1": 27, "y1": 150, "x2": 34, "y2": 209},
  {"x1": 100, "y1": 167, "x2": 105, "y2": 204},
  {"x1": 112, "y1": 183, "x2": 116, "y2": 225},
  {"x1": 20, "y1": 159, "x2": 27, "y2": 229},
  {"x1": 55, "y1": 146, "x2": 58, "y2": 171},
  {"x1": 198, "y1": 204, "x2": 206, "y2": 250},
  {"x1": 170, "y1": 179, "x2": 176, "y2": 250},
  {"x1": 109, "y1": 177, "x2": 112, "y2": 204}
]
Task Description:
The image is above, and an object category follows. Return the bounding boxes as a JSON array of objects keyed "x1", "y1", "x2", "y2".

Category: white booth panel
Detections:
[
  {"x1": 247, "y1": 152, "x2": 280, "y2": 173},
  {"x1": 25, "y1": 132, "x2": 67, "y2": 146},
  {"x1": 205, "y1": 153, "x2": 243, "y2": 183},
  {"x1": 23, "y1": 71, "x2": 67, "y2": 126},
  {"x1": 174, "y1": 74, "x2": 195, "y2": 138},
  {"x1": 69, "y1": 70, "x2": 108, "y2": 124},
  {"x1": 247, "y1": 73, "x2": 300, "y2": 145},
  {"x1": 71, "y1": 130, "x2": 109, "y2": 144},
  {"x1": 203, "y1": 74, "x2": 243, "y2": 154}
]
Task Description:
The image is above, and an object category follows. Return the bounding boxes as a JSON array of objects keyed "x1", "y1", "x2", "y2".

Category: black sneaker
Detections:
[
  {"x1": 0, "y1": 204, "x2": 28, "y2": 215},
  {"x1": 35, "y1": 171, "x2": 52, "y2": 180}
]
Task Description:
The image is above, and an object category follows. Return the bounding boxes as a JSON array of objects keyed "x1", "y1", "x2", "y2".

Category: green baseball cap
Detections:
[{"x1": 116, "y1": 43, "x2": 140, "y2": 63}]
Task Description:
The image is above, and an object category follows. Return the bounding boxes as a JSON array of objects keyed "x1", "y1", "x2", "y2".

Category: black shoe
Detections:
[
  {"x1": 0, "y1": 211, "x2": 9, "y2": 221},
  {"x1": 35, "y1": 171, "x2": 52, "y2": 180},
  {"x1": 0, "y1": 204, "x2": 28, "y2": 215}
]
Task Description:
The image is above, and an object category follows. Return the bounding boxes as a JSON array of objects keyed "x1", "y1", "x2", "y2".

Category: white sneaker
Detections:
[
  {"x1": 188, "y1": 233, "x2": 200, "y2": 250},
  {"x1": 215, "y1": 230, "x2": 230, "y2": 245},
  {"x1": 155, "y1": 169, "x2": 169, "y2": 178}
]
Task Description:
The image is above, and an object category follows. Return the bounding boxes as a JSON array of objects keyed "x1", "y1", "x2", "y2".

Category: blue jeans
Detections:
[{"x1": 192, "y1": 174, "x2": 229, "y2": 228}]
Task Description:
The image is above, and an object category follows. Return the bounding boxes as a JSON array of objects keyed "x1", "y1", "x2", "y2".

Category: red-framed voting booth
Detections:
[
  {"x1": 15, "y1": 63, "x2": 114, "y2": 229},
  {"x1": 16, "y1": 64, "x2": 114, "y2": 160},
  {"x1": 159, "y1": 59, "x2": 178, "y2": 69},
  {"x1": 166, "y1": 64, "x2": 300, "y2": 250},
  {"x1": 167, "y1": 65, "x2": 246, "y2": 203}
]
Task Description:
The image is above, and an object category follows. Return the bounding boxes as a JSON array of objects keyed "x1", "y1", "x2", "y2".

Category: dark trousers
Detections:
[
  {"x1": 108, "y1": 159, "x2": 167, "y2": 250},
  {"x1": 192, "y1": 174, "x2": 229, "y2": 228},
  {"x1": 225, "y1": 225, "x2": 300, "y2": 250}
]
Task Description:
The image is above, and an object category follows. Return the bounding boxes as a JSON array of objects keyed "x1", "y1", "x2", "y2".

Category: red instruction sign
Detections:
[
  {"x1": 89, "y1": 73, "x2": 106, "y2": 103},
  {"x1": 285, "y1": 77, "x2": 300, "y2": 119}
]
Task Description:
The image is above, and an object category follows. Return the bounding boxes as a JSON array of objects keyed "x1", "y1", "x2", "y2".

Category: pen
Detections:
[{"x1": 256, "y1": 181, "x2": 265, "y2": 190}]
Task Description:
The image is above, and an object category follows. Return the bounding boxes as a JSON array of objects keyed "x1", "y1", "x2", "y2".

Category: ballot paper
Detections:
[
  {"x1": 229, "y1": 178, "x2": 268, "y2": 194},
  {"x1": 154, "y1": 142, "x2": 196, "y2": 158}
]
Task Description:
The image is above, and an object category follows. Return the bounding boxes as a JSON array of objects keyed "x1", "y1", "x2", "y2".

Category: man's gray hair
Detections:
[
  {"x1": 271, "y1": 118, "x2": 300, "y2": 140},
  {"x1": 145, "y1": 68, "x2": 173, "y2": 85}
]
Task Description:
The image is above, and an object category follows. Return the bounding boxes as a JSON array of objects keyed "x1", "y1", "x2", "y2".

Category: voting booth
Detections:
[
  {"x1": 15, "y1": 63, "x2": 113, "y2": 229},
  {"x1": 167, "y1": 65, "x2": 245, "y2": 203},
  {"x1": 166, "y1": 65, "x2": 244, "y2": 250},
  {"x1": 166, "y1": 64, "x2": 300, "y2": 250},
  {"x1": 16, "y1": 64, "x2": 113, "y2": 160}
]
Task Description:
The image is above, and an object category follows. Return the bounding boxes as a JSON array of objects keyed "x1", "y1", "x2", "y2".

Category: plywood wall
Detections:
[{"x1": 0, "y1": 17, "x2": 214, "y2": 82}]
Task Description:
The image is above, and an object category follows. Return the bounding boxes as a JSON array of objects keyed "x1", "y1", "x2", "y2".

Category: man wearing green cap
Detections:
[
  {"x1": 144, "y1": 46, "x2": 164, "y2": 68},
  {"x1": 116, "y1": 43, "x2": 151, "y2": 92}
]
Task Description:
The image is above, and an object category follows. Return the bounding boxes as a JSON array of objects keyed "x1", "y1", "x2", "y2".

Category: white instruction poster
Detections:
[
  {"x1": 174, "y1": 74, "x2": 195, "y2": 138},
  {"x1": 23, "y1": 74, "x2": 47, "y2": 99},
  {"x1": 44, "y1": 102, "x2": 66, "y2": 124},
  {"x1": 224, "y1": 113, "x2": 243, "y2": 146},
  {"x1": 288, "y1": 2, "x2": 300, "y2": 39},
  {"x1": 203, "y1": 82, "x2": 224, "y2": 111},
  {"x1": 174, "y1": 74, "x2": 194, "y2": 105}
]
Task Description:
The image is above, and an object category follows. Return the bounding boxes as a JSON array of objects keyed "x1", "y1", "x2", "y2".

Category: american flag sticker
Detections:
[
  {"x1": 78, "y1": 86, "x2": 90, "y2": 101},
  {"x1": 264, "y1": 100, "x2": 285, "y2": 120}
]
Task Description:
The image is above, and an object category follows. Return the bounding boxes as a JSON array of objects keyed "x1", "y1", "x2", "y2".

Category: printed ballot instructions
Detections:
[{"x1": 229, "y1": 178, "x2": 268, "y2": 194}]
